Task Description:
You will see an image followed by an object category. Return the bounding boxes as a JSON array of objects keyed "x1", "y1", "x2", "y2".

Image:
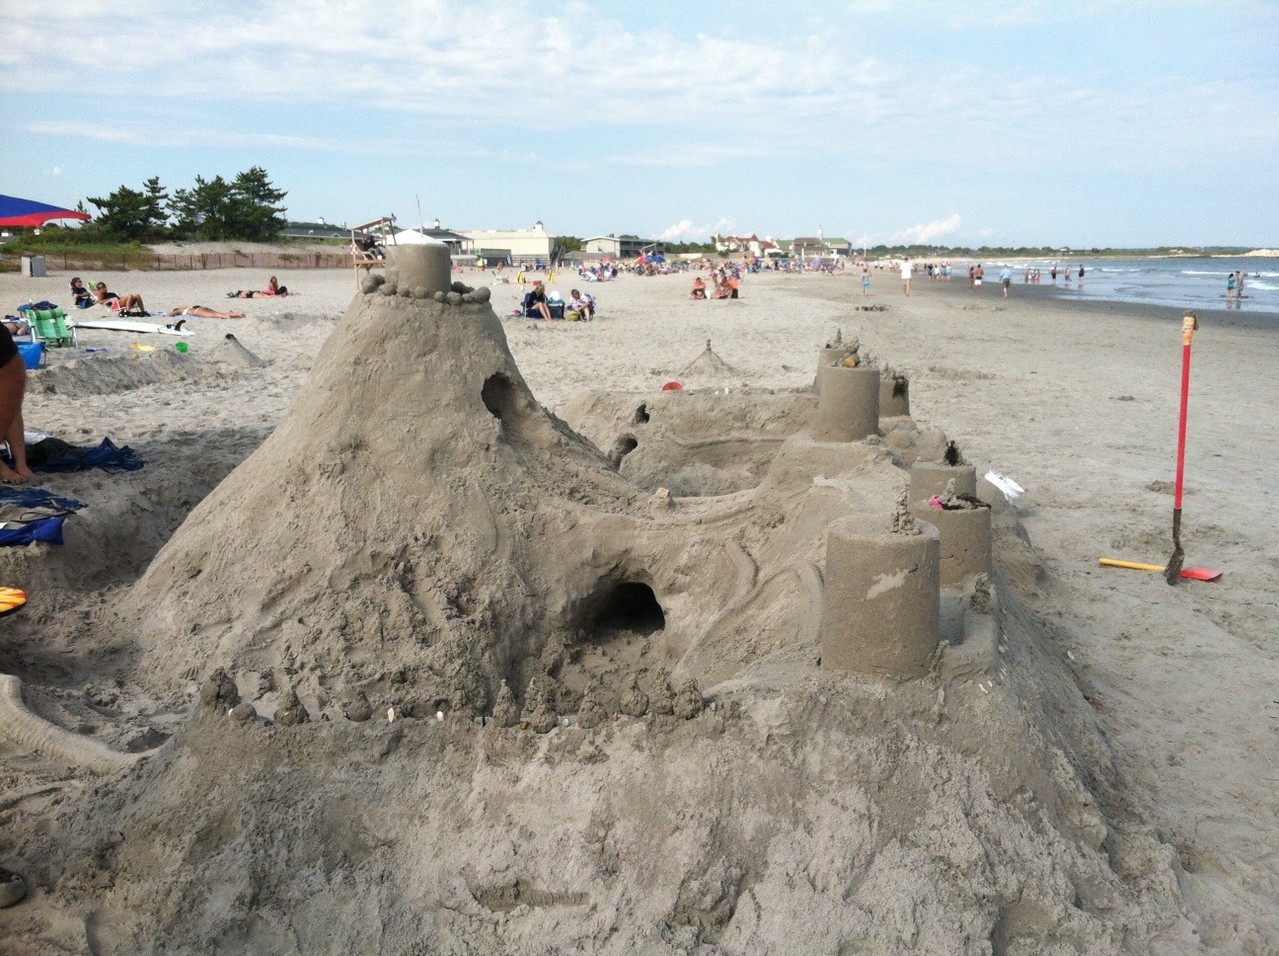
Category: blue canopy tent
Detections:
[{"x1": 0, "y1": 195, "x2": 91, "y2": 228}]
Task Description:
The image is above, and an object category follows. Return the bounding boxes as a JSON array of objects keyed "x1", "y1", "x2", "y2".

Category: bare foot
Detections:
[
  {"x1": 0, "y1": 465, "x2": 26, "y2": 485},
  {"x1": 13, "y1": 465, "x2": 36, "y2": 482}
]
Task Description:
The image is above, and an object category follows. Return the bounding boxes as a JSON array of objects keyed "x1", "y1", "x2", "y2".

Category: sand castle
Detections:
[
  {"x1": 102, "y1": 246, "x2": 998, "y2": 717},
  {"x1": 0, "y1": 248, "x2": 1191, "y2": 953}
]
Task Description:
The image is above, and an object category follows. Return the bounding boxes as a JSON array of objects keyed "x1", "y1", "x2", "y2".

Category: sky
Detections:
[{"x1": 2, "y1": 0, "x2": 1277, "y2": 249}]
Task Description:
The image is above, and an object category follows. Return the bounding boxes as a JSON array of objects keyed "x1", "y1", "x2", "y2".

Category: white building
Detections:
[{"x1": 457, "y1": 221, "x2": 555, "y2": 261}]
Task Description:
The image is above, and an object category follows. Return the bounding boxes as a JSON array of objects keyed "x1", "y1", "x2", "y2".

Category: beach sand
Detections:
[{"x1": 0, "y1": 259, "x2": 1275, "y2": 953}]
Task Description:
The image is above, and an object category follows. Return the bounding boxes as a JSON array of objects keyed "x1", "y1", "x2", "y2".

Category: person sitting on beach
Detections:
[
  {"x1": 524, "y1": 281, "x2": 552, "y2": 320},
  {"x1": 69, "y1": 277, "x2": 95, "y2": 309},
  {"x1": 0, "y1": 323, "x2": 36, "y2": 484},
  {"x1": 167, "y1": 306, "x2": 246, "y2": 320},
  {"x1": 690, "y1": 277, "x2": 707, "y2": 299},
  {"x1": 94, "y1": 282, "x2": 146, "y2": 314},
  {"x1": 229, "y1": 276, "x2": 290, "y2": 298},
  {"x1": 568, "y1": 289, "x2": 595, "y2": 321}
]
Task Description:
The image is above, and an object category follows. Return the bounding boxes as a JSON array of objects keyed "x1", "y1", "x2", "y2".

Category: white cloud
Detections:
[
  {"x1": 888, "y1": 215, "x2": 963, "y2": 245},
  {"x1": 660, "y1": 218, "x2": 733, "y2": 242}
]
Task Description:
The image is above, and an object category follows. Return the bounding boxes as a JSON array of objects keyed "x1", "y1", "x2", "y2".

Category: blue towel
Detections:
[
  {"x1": 0, "y1": 514, "x2": 67, "y2": 546},
  {"x1": 28, "y1": 437, "x2": 146, "y2": 473},
  {"x1": 0, "y1": 486, "x2": 84, "y2": 511}
]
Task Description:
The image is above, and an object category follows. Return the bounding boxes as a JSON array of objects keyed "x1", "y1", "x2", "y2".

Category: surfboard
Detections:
[
  {"x1": 0, "y1": 587, "x2": 27, "y2": 615},
  {"x1": 69, "y1": 319, "x2": 191, "y2": 336}
]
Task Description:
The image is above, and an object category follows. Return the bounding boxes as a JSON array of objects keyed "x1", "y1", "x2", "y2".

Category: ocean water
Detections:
[{"x1": 1009, "y1": 257, "x2": 1279, "y2": 317}]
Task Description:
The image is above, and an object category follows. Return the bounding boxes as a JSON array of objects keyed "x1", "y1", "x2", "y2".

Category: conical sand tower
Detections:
[{"x1": 120, "y1": 249, "x2": 650, "y2": 709}]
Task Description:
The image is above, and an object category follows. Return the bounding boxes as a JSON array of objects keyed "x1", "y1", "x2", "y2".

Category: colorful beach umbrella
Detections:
[{"x1": 0, "y1": 195, "x2": 91, "y2": 228}]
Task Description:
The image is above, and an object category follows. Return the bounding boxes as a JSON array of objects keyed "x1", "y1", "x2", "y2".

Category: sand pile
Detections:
[{"x1": 0, "y1": 256, "x2": 1201, "y2": 953}]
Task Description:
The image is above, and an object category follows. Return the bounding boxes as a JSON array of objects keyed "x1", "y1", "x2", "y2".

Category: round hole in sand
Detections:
[
  {"x1": 481, "y1": 372, "x2": 517, "y2": 420},
  {"x1": 609, "y1": 435, "x2": 638, "y2": 468},
  {"x1": 588, "y1": 581, "x2": 665, "y2": 639}
]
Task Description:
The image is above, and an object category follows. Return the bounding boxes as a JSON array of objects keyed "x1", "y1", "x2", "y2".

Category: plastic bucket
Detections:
[{"x1": 17, "y1": 342, "x2": 44, "y2": 370}]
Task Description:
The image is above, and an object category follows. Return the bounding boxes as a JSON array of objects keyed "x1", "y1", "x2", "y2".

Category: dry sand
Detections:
[{"x1": 0, "y1": 258, "x2": 1275, "y2": 954}]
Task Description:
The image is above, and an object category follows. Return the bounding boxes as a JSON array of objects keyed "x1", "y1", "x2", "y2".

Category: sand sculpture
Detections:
[{"x1": 0, "y1": 246, "x2": 1193, "y2": 953}]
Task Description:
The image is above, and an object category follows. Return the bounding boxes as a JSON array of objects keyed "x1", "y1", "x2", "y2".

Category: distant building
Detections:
[
  {"x1": 581, "y1": 234, "x2": 663, "y2": 260},
  {"x1": 457, "y1": 221, "x2": 556, "y2": 263},
  {"x1": 713, "y1": 233, "x2": 782, "y2": 258},
  {"x1": 391, "y1": 219, "x2": 468, "y2": 254},
  {"x1": 282, "y1": 217, "x2": 349, "y2": 240},
  {"x1": 791, "y1": 234, "x2": 852, "y2": 259}
]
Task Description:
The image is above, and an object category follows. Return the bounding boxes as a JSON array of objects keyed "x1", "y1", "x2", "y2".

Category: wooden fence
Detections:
[{"x1": 23, "y1": 251, "x2": 353, "y2": 272}]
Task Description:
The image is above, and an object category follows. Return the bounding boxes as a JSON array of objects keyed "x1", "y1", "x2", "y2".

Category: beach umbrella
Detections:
[{"x1": 0, "y1": 195, "x2": 91, "y2": 228}]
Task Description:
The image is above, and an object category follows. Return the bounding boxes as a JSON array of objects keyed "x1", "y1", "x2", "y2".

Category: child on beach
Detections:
[{"x1": 861, "y1": 265, "x2": 871, "y2": 296}]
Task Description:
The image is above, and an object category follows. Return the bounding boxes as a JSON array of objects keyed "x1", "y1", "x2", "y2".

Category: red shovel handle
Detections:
[{"x1": 1174, "y1": 314, "x2": 1197, "y2": 510}]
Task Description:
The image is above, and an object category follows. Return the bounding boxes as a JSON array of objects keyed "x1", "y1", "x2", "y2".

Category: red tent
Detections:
[{"x1": 0, "y1": 194, "x2": 91, "y2": 228}]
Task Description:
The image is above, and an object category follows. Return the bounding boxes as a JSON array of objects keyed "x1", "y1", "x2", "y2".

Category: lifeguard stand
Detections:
[{"x1": 351, "y1": 216, "x2": 397, "y2": 286}]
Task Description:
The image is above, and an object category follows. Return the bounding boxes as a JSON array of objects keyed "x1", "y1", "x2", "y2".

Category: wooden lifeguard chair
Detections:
[{"x1": 351, "y1": 216, "x2": 396, "y2": 286}]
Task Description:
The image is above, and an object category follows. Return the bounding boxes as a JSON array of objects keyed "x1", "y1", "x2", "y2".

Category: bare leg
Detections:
[{"x1": 0, "y1": 357, "x2": 33, "y2": 483}]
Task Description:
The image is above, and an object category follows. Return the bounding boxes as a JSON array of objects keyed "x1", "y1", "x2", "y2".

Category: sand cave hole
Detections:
[
  {"x1": 589, "y1": 581, "x2": 665, "y2": 638},
  {"x1": 608, "y1": 435, "x2": 639, "y2": 468},
  {"x1": 481, "y1": 372, "x2": 519, "y2": 421},
  {"x1": 633, "y1": 403, "x2": 650, "y2": 424}
]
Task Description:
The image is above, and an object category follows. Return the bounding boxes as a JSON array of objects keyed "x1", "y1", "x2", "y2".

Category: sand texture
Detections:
[{"x1": 0, "y1": 261, "x2": 1275, "y2": 954}]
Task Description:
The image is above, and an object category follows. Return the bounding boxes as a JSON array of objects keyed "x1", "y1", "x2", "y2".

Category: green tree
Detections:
[
  {"x1": 228, "y1": 166, "x2": 287, "y2": 241},
  {"x1": 169, "y1": 167, "x2": 286, "y2": 241},
  {"x1": 86, "y1": 183, "x2": 167, "y2": 240}
]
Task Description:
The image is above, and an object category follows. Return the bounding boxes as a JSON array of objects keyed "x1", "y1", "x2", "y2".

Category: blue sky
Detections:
[{"x1": 2, "y1": 0, "x2": 1276, "y2": 248}]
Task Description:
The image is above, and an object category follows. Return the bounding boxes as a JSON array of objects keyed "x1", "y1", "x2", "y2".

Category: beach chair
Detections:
[{"x1": 25, "y1": 306, "x2": 77, "y2": 348}]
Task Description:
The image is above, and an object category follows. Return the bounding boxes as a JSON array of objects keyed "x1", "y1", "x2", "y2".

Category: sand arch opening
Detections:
[
  {"x1": 609, "y1": 435, "x2": 639, "y2": 468},
  {"x1": 583, "y1": 580, "x2": 665, "y2": 641},
  {"x1": 481, "y1": 372, "x2": 519, "y2": 421}
]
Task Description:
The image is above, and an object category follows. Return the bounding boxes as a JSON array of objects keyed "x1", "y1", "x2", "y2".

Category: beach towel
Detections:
[
  {"x1": 0, "y1": 513, "x2": 69, "y2": 546},
  {"x1": 25, "y1": 437, "x2": 146, "y2": 473},
  {"x1": 0, "y1": 486, "x2": 82, "y2": 547}
]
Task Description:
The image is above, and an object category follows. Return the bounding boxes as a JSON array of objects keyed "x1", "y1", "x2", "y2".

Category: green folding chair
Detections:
[{"x1": 28, "y1": 307, "x2": 77, "y2": 348}]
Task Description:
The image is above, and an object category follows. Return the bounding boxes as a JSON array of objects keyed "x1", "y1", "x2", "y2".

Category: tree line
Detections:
[{"x1": 79, "y1": 167, "x2": 287, "y2": 243}]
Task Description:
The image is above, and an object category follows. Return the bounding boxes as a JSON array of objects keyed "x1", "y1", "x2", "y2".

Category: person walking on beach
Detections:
[
  {"x1": 1236, "y1": 271, "x2": 1246, "y2": 309},
  {"x1": 900, "y1": 257, "x2": 912, "y2": 296},
  {"x1": 1226, "y1": 272, "x2": 1237, "y2": 306},
  {"x1": 1051, "y1": 263, "x2": 1058, "y2": 284},
  {"x1": 1000, "y1": 266, "x2": 1013, "y2": 297},
  {"x1": 1078, "y1": 264, "x2": 1085, "y2": 289},
  {"x1": 861, "y1": 263, "x2": 871, "y2": 297},
  {"x1": 973, "y1": 264, "x2": 984, "y2": 292}
]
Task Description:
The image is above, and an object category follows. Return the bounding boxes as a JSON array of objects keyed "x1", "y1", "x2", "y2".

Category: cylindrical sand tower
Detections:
[
  {"x1": 909, "y1": 462, "x2": 977, "y2": 501},
  {"x1": 912, "y1": 503, "x2": 992, "y2": 588},
  {"x1": 388, "y1": 242, "x2": 451, "y2": 295},
  {"x1": 880, "y1": 372, "x2": 910, "y2": 418},
  {"x1": 814, "y1": 365, "x2": 879, "y2": 442},
  {"x1": 820, "y1": 513, "x2": 940, "y2": 680}
]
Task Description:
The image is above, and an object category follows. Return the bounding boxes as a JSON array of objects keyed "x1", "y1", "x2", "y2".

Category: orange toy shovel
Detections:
[{"x1": 1098, "y1": 558, "x2": 1222, "y2": 582}]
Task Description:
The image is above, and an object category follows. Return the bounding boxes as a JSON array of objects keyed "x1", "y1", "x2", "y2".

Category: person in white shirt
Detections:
[{"x1": 900, "y1": 258, "x2": 912, "y2": 297}]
